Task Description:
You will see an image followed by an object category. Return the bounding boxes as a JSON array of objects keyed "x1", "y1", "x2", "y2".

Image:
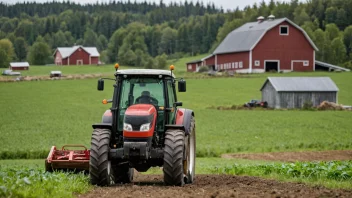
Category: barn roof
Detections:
[
  {"x1": 186, "y1": 60, "x2": 202, "y2": 64},
  {"x1": 260, "y1": 77, "x2": 339, "y2": 92},
  {"x1": 10, "y1": 62, "x2": 30, "y2": 67},
  {"x1": 213, "y1": 18, "x2": 318, "y2": 55},
  {"x1": 55, "y1": 46, "x2": 100, "y2": 58}
]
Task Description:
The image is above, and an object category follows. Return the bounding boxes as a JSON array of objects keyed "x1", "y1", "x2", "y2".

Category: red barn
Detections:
[
  {"x1": 10, "y1": 62, "x2": 30, "y2": 70},
  {"x1": 186, "y1": 60, "x2": 202, "y2": 72},
  {"x1": 200, "y1": 16, "x2": 319, "y2": 73},
  {"x1": 53, "y1": 46, "x2": 100, "y2": 65}
]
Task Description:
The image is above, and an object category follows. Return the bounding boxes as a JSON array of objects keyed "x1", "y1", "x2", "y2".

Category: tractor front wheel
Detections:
[
  {"x1": 89, "y1": 128, "x2": 114, "y2": 186},
  {"x1": 163, "y1": 129, "x2": 185, "y2": 186},
  {"x1": 114, "y1": 166, "x2": 134, "y2": 183}
]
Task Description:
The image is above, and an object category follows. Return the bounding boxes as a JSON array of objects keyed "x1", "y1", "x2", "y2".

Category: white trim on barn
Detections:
[
  {"x1": 215, "y1": 55, "x2": 218, "y2": 70},
  {"x1": 249, "y1": 50, "x2": 253, "y2": 73},
  {"x1": 77, "y1": 60, "x2": 83, "y2": 65},
  {"x1": 264, "y1": 60, "x2": 280, "y2": 72},
  {"x1": 313, "y1": 50, "x2": 316, "y2": 71}
]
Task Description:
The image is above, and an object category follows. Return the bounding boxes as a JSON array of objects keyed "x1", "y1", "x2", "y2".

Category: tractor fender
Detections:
[
  {"x1": 92, "y1": 123, "x2": 112, "y2": 130},
  {"x1": 102, "y1": 110, "x2": 112, "y2": 123},
  {"x1": 175, "y1": 108, "x2": 194, "y2": 135}
]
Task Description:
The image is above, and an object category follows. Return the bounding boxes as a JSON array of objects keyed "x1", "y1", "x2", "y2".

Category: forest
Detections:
[{"x1": 0, "y1": 0, "x2": 351, "y2": 69}]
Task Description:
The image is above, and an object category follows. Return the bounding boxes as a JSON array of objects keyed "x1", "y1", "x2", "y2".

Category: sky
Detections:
[{"x1": 1, "y1": 0, "x2": 305, "y2": 10}]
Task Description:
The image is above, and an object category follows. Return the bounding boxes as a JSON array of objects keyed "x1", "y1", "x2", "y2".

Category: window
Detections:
[
  {"x1": 221, "y1": 64, "x2": 223, "y2": 69},
  {"x1": 235, "y1": 62, "x2": 238, "y2": 68},
  {"x1": 255, "y1": 60, "x2": 260, "y2": 66},
  {"x1": 280, "y1": 25, "x2": 289, "y2": 35},
  {"x1": 239, "y1": 62, "x2": 243, "y2": 68},
  {"x1": 188, "y1": 65, "x2": 192, "y2": 70},
  {"x1": 303, "y1": 61, "x2": 309, "y2": 66},
  {"x1": 232, "y1": 63, "x2": 235, "y2": 69}
]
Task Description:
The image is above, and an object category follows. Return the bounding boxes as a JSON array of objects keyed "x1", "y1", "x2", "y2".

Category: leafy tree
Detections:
[
  {"x1": 154, "y1": 53, "x2": 168, "y2": 69},
  {"x1": 0, "y1": 48, "x2": 8, "y2": 68},
  {"x1": 27, "y1": 41, "x2": 51, "y2": 65},
  {"x1": 98, "y1": 35, "x2": 108, "y2": 51},
  {"x1": 83, "y1": 28, "x2": 98, "y2": 47},
  {"x1": 325, "y1": 23, "x2": 340, "y2": 41},
  {"x1": 330, "y1": 37, "x2": 347, "y2": 64},
  {"x1": 343, "y1": 26, "x2": 352, "y2": 57},
  {"x1": 293, "y1": 7, "x2": 310, "y2": 26},
  {"x1": 0, "y1": 38, "x2": 15, "y2": 66},
  {"x1": 14, "y1": 37, "x2": 27, "y2": 61}
]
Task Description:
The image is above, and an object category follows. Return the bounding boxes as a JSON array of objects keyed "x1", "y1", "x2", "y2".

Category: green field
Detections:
[
  {"x1": 0, "y1": 70, "x2": 352, "y2": 159},
  {"x1": 1, "y1": 62, "x2": 352, "y2": 196}
]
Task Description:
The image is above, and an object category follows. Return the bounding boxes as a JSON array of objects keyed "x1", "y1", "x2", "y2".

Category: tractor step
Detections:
[{"x1": 45, "y1": 144, "x2": 90, "y2": 172}]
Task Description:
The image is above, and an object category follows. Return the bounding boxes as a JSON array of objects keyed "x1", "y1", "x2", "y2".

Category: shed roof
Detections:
[
  {"x1": 186, "y1": 60, "x2": 202, "y2": 64},
  {"x1": 315, "y1": 61, "x2": 350, "y2": 72},
  {"x1": 213, "y1": 18, "x2": 318, "y2": 55},
  {"x1": 10, "y1": 62, "x2": 30, "y2": 67},
  {"x1": 55, "y1": 46, "x2": 100, "y2": 58},
  {"x1": 260, "y1": 77, "x2": 339, "y2": 92}
]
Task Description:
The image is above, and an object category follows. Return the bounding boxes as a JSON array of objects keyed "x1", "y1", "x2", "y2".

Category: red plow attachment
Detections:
[{"x1": 45, "y1": 145, "x2": 90, "y2": 172}]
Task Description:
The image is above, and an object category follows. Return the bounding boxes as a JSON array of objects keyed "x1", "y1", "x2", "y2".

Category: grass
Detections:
[{"x1": 0, "y1": 71, "x2": 352, "y2": 159}]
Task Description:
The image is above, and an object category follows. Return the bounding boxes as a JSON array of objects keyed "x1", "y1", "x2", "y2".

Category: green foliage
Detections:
[
  {"x1": 0, "y1": 167, "x2": 91, "y2": 198},
  {"x1": 198, "y1": 65, "x2": 209, "y2": 73},
  {"x1": 0, "y1": 38, "x2": 14, "y2": 68},
  {"x1": 209, "y1": 161, "x2": 352, "y2": 181},
  {"x1": 14, "y1": 37, "x2": 27, "y2": 61},
  {"x1": 154, "y1": 53, "x2": 168, "y2": 69},
  {"x1": 27, "y1": 41, "x2": 51, "y2": 65},
  {"x1": 0, "y1": 48, "x2": 7, "y2": 68}
]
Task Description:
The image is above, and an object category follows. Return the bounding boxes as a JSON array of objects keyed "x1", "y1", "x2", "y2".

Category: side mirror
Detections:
[
  {"x1": 178, "y1": 79, "x2": 186, "y2": 92},
  {"x1": 97, "y1": 79, "x2": 104, "y2": 91}
]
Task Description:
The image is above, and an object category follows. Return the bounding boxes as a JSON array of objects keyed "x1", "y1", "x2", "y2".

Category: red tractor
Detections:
[{"x1": 46, "y1": 65, "x2": 196, "y2": 186}]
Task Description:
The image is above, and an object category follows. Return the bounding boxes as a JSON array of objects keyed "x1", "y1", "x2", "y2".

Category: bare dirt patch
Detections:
[
  {"x1": 222, "y1": 150, "x2": 352, "y2": 162},
  {"x1": 79, "y1": 174, "x2": 352, "y2": 198}
]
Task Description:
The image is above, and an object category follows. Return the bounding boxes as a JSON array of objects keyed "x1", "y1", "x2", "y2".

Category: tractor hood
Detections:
[{"x1": 123, "y1": 104, "x2": 157, "y2": 138}]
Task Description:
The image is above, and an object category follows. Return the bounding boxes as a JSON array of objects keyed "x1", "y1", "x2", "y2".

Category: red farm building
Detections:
[
  {"x1": 188, "y1": 16, "x2": 325, "y2": 73},
  {"x1": 10, "y1": 62, "x2": 30, "y2": 70},
  {"x1": 53, "y1": 46, "x2": 100, "y2": 65}
]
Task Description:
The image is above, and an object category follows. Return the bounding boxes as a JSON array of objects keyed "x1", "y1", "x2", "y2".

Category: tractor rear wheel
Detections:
[
  {"x1": 163, "y1": 129, "x2": 185, "y2": 186},
  {"x1": 89, "y1": 128, "x2": 114, "y2": 186}
]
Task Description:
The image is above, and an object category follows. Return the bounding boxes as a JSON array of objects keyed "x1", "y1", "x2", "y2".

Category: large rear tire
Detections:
[
  {"x1": 163, "y1": 129, "x2": 185, "y2": 186},
  {"x1": 89, "y1": 128, "x2": 114, "y2": 186}
]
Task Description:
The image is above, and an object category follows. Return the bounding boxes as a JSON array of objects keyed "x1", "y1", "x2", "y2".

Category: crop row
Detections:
[
  {"x1": 0, "y1": 167, "x2": 90, "y2": 198},
  {"x1": 209, "y1": 161, "x2": 352, "y2": 181}
]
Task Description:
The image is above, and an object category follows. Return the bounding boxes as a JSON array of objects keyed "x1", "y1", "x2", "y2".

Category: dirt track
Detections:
[{"x1": 80, "y1": 174, "x2": 352, "y2": 198}]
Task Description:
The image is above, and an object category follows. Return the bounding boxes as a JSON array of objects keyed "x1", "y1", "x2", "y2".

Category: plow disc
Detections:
[{"x1": 45, "y1": 145, "x2": 90, "y2": 173}]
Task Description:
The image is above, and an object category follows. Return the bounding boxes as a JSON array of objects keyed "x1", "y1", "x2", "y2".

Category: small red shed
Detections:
[
  {"x1": 206, "y1": 16, "x2": 318, "y2": 73},
  {"x1": 10, "y1": 62, "x2": 30, "y2": 70},
  {"x1": 53, "y1": 46, "x2": 100, "y2": 65},
  {"x1": 186, "y1": 60, "x2": 202, "y2": 72}
]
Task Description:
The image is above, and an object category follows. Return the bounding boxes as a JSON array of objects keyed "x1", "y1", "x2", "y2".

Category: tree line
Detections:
[{"x1": 0, "y1": 0, "x2": 352, "y2": 69}]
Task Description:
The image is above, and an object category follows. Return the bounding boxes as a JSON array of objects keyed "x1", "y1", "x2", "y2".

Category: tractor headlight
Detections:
[
  {"x1": 140, "y1": 123, "x2": 151, "y2": 131},
  {"x1": 123, "y1": 123, "x2": 133, "y2": 131}
]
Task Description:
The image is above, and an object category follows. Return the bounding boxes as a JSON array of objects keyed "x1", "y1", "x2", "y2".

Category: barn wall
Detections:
[
  {"x1": 186, "y1": 63, "x2": 198, "y2": 72},
  {"x1": 11, "y1": 67, "x2": 29, "y2": 71},
  {"x1": 69, "y1": 47, "x2": 90, "y2": 65},
  {"x1": 91, "y1": 57, "x2": 99, "y2": 65},
  {"x1": 62, "y1": 58, "x2": 68, "y2": 65},
  {"x1": 261, "y1": 81, "x2": 277, "y2": 108},
  {"x1": 277, "y1": 92, "x2": 337, "y2": 109},
  {"x1": 216, "y1": 52, "x2": 249, "y2": 72},
  {"x1": 252, "y1": 21, "x2": 314, "y2": 72},
  {"x1": 204, "y1": 56, "x2": 215, "y2": 66},
  {"x1": 55, "y1": 51, "x2": 63, "y2": 65}
]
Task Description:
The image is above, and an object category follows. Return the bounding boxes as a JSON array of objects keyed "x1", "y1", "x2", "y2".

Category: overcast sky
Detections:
[{"x1": 1, "y1": 0, "x2": 305, "y2": 10}]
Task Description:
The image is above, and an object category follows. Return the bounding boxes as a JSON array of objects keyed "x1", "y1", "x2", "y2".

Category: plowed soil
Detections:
[
  {"x1": 80, "y1": 174, "x2": 352, "y2": 198},
  {"x1": 80, "y1": 151, "x2": 352, "y2": 198},
  {"x1": 222, "y1": 150, "x2": 352, "y2": 162}
]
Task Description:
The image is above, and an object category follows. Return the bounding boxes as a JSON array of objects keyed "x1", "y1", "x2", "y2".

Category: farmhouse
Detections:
[
  {"x1": 10, "y1": 62, "x2": 30, "y2": 70},
  {"x1": 53, "y1": 45, "x2": 100, "y2": 65},
  {"x1": 260, "y1": 77, "x2": 339, "y2": 109}
]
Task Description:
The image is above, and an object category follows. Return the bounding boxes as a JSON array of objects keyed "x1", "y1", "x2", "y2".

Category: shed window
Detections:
[
  {"x1": 303, "y1": 61, "x2": 309, "y2": 66},
  {"x1": 188, "y1": 65, "x2": 192, "y2": 70},
  {"x1": 232, "y1": 63, "x2": 235, "y2": 68},
  {"x1": 235, "y1": 62, "x2": 238, "y2": 68},
  {"x1": 280, "y1": 25, "x2": 289, "y2": 35},
  {"x1": 239, "y1": 62, "x2": 243, "y2": 68},
  {"x1": 255, "y1": 60, "x2": 260, "y2": 66}
]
